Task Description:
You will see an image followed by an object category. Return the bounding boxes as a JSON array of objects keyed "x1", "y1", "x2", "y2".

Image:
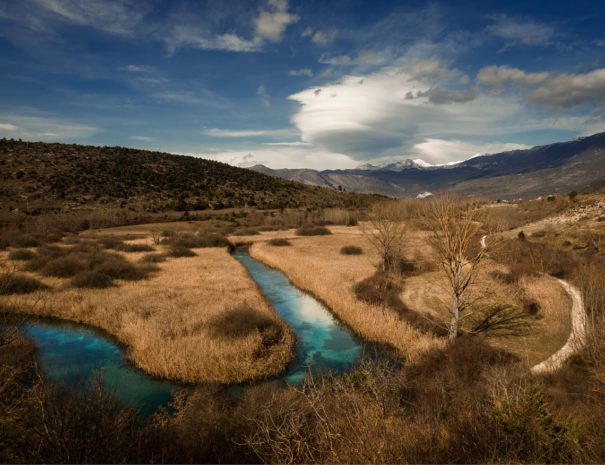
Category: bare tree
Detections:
[
  {"x1": 362, "y1": 201, "x2": 408, "y2": 272},
  {"x1": 422, "y1": 195, "x2": 488, "y2": 341}
]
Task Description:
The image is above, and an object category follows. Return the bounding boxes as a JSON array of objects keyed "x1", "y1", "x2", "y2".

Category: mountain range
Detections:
[{"x1": 250, "y1": 132, "x2": 605, "y2": 199}]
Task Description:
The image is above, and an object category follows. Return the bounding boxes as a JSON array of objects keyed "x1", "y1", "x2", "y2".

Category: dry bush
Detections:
[
  {"x1": 207, "y1": 305, "x2": 283, "y2": 348},
  {"x1": 0, "y1": 273, "x2": 48, "y2": 295},
  {"x1": 295, "y1": 225, "x2": 332, "y2": 236},
  {"x1": 340, "y1": 245, "x2": 363, "y2": 255},
  {"x1": 139, "y1": 253, "x2": 167, "y2": 263},
  {"x1": 163, "y1": 232, "x2": 233, "y2": 250},
  {"x1": 167, "y1": 246, "x2": 197, "y2": 257},
  {"x1": 98, "y1": 236, "x2": 124, "y2": 249},
  {"x1": 8, "y1": 249, "x2": 35, "y2": 261},
  {"x1": 71, "y1": 270, "x2": 114, "y2": 288},
  {"x1": 232, "y1": 228, "x2": 260, "y2": 236},
  {"x1": 116, "y1": 242, "x2": 154, "y2": 253},
  {"x1": 267, "y1": 238, "x2": 291, "y2": 247}
]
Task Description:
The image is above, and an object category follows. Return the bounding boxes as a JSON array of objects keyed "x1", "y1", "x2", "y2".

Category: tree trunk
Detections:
[{"x1": 449, "y1": 294, "x2": 460, "y2": 341}]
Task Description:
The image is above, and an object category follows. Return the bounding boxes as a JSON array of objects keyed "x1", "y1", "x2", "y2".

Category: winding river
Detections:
[{"x1": 18, "y1": 248, "x2": 367, "y2": 415}]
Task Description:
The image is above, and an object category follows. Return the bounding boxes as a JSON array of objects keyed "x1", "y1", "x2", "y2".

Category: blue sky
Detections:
[{"x1": 0, "y1": 0, "x2": 604, "y2": 169}]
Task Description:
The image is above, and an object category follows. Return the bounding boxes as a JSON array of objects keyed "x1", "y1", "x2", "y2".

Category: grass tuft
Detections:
[
  {"x1": 139, "y1": 253, "x2": 167, "y2": 263},
  {"x1": 295, "y1": 225, "x2": 332, "y2": 236},
  {"x1": 167, "y1": 246, "x2": 197, "y2": 257},
  {"x1": 0, "y1": 273, "x2": 48, "y2": 294},
  {"x1": 340, "y1": 245, "x2": 363, "y2": 255},
  {"x1": 207, "y1": 305, "x2": 283, "y2": 343},
  {"x1": 8, "y1": 249, "x2": 36, "y2": 261},
  {"x1": 71, "y1": 270, "x2": 114, "y2": 288},
  {"x1": 268, "y1": 238, "x2": 291, "y2": 247}
]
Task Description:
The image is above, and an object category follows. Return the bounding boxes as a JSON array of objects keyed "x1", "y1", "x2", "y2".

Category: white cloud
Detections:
[
  {"x1": 477, "y1": 65, "x2": 550, "y2": 86},
  {"x1": 408, "y1": 59, "x2": 450, "y2": 80},
  {"x1": 529, "y1": 68, "x2": 605, "y2": 108},
  {"x1": 34, "y1": 0, "x2": 149, "y2": 35},
  {"x1": 289, "y1": 68, "x2": 313, "y2": 77},
  {"x1": 200, "y1": 145, "x2": 355, "y2": 170},
  {"x1": 257, "y1": 84, "x2": 270, "y2": 107},
  {"x1": 120, "y1": 64, "x2": 155, "y2": 73},
  {"x1": 0, "y1": 123, "x2": 19, "y2": 130},
  {"x1": 203, "y1": 128, "x2": 297, "y2": 138},
  {"x1": 411, "y1": 139, "x2": 530, "y2": 165},
  {"x1": 287, "y1": 63, "x2": 583, "y2": 164},
  {"x1": 253, "y1": 0, "x2": 298, "y2": 43},
  {"x1": 486, "y1": 15, "x2": 555, "y2": 47},
  {"x1": 164, "y1": 0, "x2": 297, "y2": 54},
  {"x1": 0, "y1": 114, "x2": 98, "y2": 140},
  {"x1": 165, "y1": 26, "x2": 260, "y2": 53},
  {"x1": 301, "y1": 27, "x2": 336, "y2": 45},
  {"x1": 131, "y1": 135, "x2": 152, "y2": 141}
]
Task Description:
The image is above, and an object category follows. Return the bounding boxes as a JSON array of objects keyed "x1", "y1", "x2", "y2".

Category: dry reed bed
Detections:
[
  {"x1": 0, "y1": 245, "x2": 294, "y2": 384},
  {"x1": 250, "y1": 230, "x2": 443, "y2": 360}
]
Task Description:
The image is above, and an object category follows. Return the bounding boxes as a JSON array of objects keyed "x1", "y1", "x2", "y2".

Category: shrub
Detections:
[
  {"x1": 11, "y1": 234, "x2": 43, "y2": 248},
  {"x1": 93, "y1": 256, "x2": 149, "y2": 280},
  {"x1": 98, "y1": 236, "x2": 124, "y2": 249},
  {"x1": 164, "y1": 233, "x2": 233, "y2": 250},
  {"x1": 71, "y1": 270, "x2": 114, "y2": 288},
  {"x1": 116, "y1": 242, "x2": 154, "y2": 253},
  {"x1": 0, "y1": 273, "x2": 48, "y2": 294},
  {"x1": 295, "y1": 225, "x2": 332, "y2": 236},
  {"x1": 139, "y1": 253, "x2": 167, "y2": 263},
  {"x1": 8, "y1": 249, "x2": 35, "y2": 261},
  {"x1": 340, "y1": 245, "x2": 363, "y2": 255},
  {"x1": 232, "y1": 228, "x2": 260, "y2": 236},
  {"x1": 268, "y1": 238, "x2": 291, "y2": 247},
  {"x1": 41, "y1": 255, "x2": 88, "y2": 278},
  {"x1": 354, "y1": 272, "x2": 402, "y2": 306},
  {"x1": 207, "y1": 306, "x2": 282, "y2": 342},
  {"x1": 167, "y1": 247, "x2": 197, "y2": 257}
]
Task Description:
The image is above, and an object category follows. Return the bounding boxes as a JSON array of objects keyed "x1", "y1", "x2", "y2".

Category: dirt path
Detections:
[
  {"x1": 480, "y1": 235, "x2": 587, "y2": 373},
  {"x1": 530, "y1": 278, "x2": 586, "y2": 374}
]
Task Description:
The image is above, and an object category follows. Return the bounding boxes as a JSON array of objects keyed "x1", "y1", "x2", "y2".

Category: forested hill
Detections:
[{"x1": 0, "y1": 139, "x2": 377, "y2": 213}]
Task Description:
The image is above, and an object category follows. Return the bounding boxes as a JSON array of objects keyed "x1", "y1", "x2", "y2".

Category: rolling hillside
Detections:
[{"x1": 0, "y1": 139, "x2": 377, "y2": 213}]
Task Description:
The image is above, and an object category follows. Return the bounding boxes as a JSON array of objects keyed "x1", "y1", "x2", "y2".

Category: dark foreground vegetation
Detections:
[{"x1": 2, "y1": 325, "x2": 605, "y2": 463}]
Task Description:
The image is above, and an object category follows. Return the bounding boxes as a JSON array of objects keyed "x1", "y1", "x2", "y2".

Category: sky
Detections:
[{"x1": 0, "y1": 0, "x2": 604, "y2": 169}]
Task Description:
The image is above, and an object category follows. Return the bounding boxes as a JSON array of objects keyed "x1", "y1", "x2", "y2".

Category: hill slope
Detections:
[
  {"x1": 252, "y1": 132, "x2": 605, "y2": 199},
  {"x1": 0, "y1": 139, "x2": 376, "y2": 213}
]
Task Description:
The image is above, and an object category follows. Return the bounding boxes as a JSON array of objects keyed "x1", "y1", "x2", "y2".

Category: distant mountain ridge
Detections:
[{"x1": 250, "y1": 132, "x2": 605, "y2": 199}]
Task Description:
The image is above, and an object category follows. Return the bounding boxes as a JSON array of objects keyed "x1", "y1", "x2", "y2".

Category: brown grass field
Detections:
[{"x1": 0, "y1": 235, "x2": 294, "y2": 384}]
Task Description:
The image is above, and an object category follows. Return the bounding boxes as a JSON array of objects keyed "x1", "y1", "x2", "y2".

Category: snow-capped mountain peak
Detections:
[{"x1": 355, "y1": 158, "x2": 433, "y2": 172}]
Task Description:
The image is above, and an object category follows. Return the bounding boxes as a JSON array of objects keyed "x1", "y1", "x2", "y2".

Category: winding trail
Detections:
[{"x1": 480, "y1": 235, "x2": 587, "y2": 374}]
